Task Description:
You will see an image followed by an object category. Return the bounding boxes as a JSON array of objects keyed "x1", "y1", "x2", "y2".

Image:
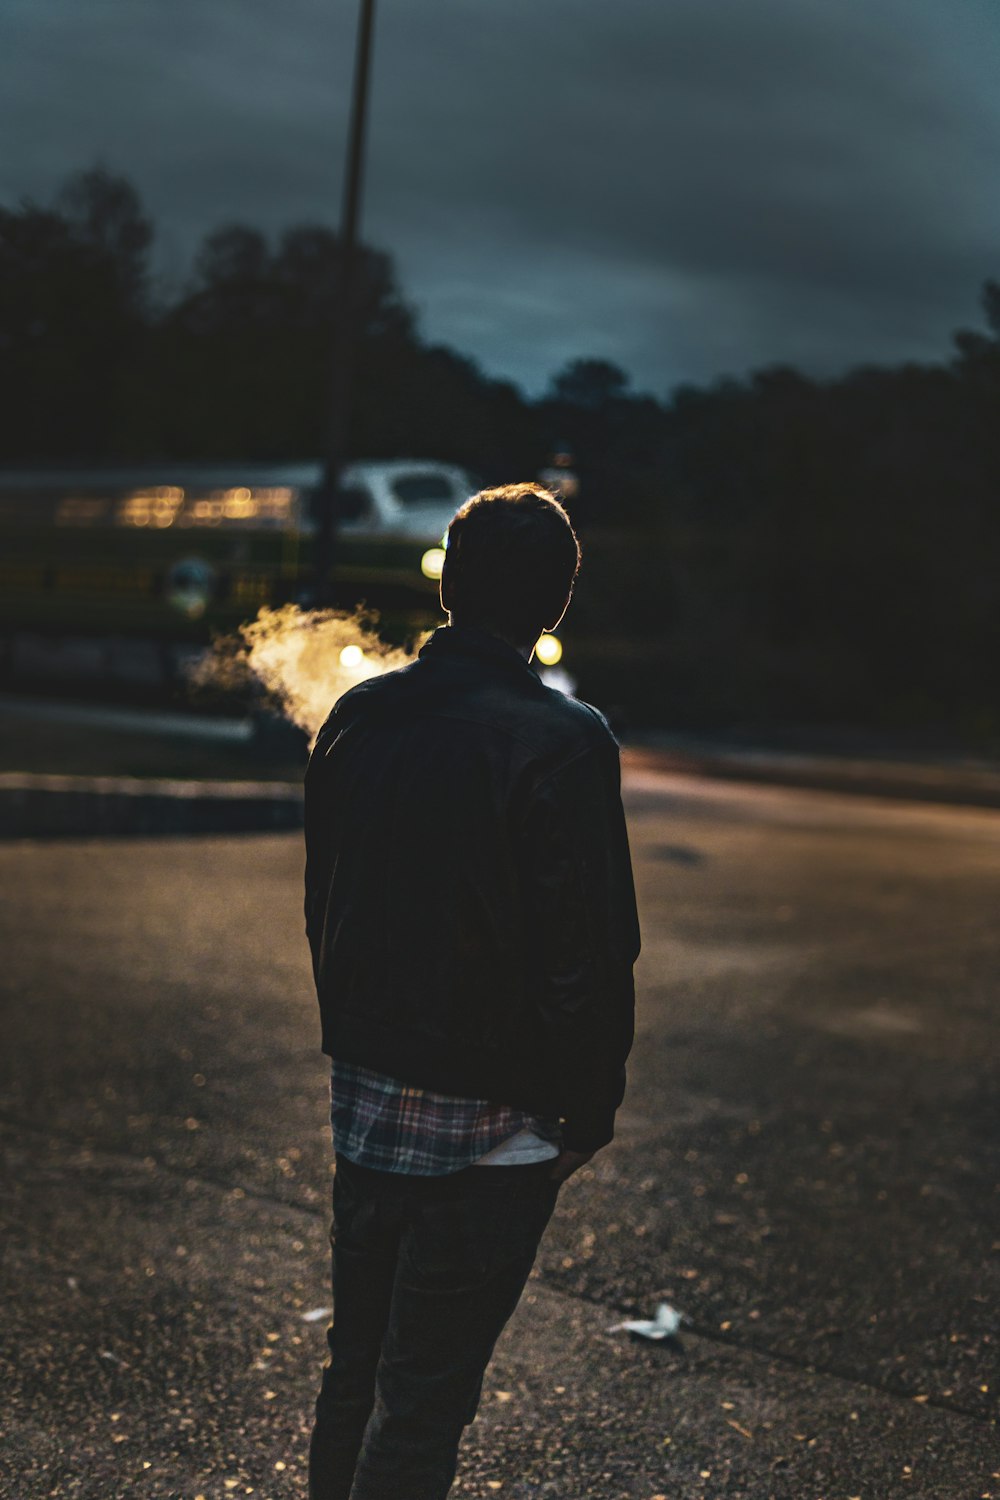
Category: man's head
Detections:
[{"x1": 440, "y1": 483, "x2": 581, "y2": 650}]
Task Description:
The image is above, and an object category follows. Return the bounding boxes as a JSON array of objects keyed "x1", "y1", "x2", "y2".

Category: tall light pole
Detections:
[{"x1": 313, "y1": 0, "x2": 377, "y2": 604}]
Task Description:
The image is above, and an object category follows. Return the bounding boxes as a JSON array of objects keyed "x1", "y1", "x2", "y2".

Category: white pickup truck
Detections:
[{"x1": 327, "y1": 459, "x2": 478, "y2": 543}]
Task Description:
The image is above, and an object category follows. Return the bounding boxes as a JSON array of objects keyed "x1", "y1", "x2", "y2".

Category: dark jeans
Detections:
[{"x1": 309, "y1": 1150, "x2": 561, "y2": 1500}]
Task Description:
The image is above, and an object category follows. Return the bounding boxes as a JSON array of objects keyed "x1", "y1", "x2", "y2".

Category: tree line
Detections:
[{"x1": 2, "y1": 167, "x2": 998, "y2": 741}]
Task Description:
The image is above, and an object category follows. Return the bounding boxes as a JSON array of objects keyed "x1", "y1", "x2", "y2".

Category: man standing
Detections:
[{"x1": 304, "y1": 484, "x2": 640, "y2": 1500}]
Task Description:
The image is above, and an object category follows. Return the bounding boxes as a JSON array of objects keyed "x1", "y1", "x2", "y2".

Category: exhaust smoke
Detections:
[{"x1": 190, "y1": 605, "x2": 423, "y2": 743}]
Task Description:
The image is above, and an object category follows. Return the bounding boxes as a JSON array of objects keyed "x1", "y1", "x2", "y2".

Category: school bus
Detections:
[{"x1": 0, "y1": 459, "x2": 475, "y2": 689}]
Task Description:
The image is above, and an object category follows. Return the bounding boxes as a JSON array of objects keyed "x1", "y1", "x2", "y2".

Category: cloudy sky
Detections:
[{"x1": 4, "y1": 0, "x2": 1000, "y2": 395}]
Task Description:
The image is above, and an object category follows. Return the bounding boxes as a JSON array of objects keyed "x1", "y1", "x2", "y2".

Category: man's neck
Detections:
[{"x1": 448, "y1": 617, "x2": 534, "y2": 662}]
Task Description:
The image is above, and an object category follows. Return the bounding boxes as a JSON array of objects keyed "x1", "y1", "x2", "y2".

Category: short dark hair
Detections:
[{"x1": 442, "y1": 483, "x2": 582, "y2": 642}]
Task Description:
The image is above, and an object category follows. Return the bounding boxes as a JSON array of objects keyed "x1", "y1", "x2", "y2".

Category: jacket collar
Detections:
[{"x1": 418, "y1": 624, "x2": 539, "y2": 680}]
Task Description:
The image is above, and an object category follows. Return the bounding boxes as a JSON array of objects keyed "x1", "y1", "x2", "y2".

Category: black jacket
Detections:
[{"x1": 304, "y1": 623, "x2": 641, "y2": 1152}]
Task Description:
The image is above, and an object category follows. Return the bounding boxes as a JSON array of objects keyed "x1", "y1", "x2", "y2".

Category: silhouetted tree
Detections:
[
  {"x1": 151, "y1": 222, "x2": 419, "y2": 458},
  {"x1": 55, "y1": 165, "x2": 153, "y2": 314},
  {"x1": 3, "y1": 166, "x2": 1000, "y2": 739},
  {"x1": 548, "y1": 357, "x2": 630, "y2": 409},
  {"x1": 0, "y1": 166, "x2": 153, "y2": 458}
]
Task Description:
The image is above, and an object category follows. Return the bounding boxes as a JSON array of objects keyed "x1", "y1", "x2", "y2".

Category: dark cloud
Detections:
[{"x1": 4, "y1": 0, "x2": 1000, "y2": 393}]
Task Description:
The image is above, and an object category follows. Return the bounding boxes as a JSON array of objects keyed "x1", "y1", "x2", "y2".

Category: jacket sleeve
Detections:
[
  {"x1": 517, "y1": 725, "x2": 641, "y2": 1153},
  {"x1": 303, "y1": 716, "x2": 337, "y2": 990}
]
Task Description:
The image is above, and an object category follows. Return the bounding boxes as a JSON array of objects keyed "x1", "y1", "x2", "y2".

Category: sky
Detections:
[{"x1": 4, "y1": 0, "x2": 1000, "y2": 397}]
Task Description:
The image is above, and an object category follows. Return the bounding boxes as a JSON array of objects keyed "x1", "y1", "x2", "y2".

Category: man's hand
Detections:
[{"x1": 548, "y1": 1147, "x2": 596, "y2": 1184}]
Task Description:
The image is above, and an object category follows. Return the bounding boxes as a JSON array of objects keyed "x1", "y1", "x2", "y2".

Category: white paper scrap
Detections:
[
  {"x1": 607, "y1": 1302, "x2": 683, "y2": 1340},
  {"x1": 301, "y1": 1306, "x2": 333, "y2": 1323}
]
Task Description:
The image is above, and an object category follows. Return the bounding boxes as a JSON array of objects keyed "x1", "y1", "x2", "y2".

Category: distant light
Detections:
[
  {"x1": 339, "y1": 644, "x2": 365, "y2": 670},
  {"x1": 119, "y1": 487, "x2": 185, "y2": 528},
  {"x1": 535, "y1": 634, "x2": 563, "y2": 666},
  {"x1": 166, "y1": 556, "x2": 215, "y2": 617},
  {"x1": 538, "y1": 665, "x2": 576, "y2": 696},
  {"x1": 421, "y1": 547, "x2": 446, "y2": 580}
]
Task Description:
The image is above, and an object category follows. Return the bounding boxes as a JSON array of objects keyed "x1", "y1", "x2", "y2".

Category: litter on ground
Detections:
[{"x1": 607, "y1": 1302, "x2": 684, "y2": 1340}]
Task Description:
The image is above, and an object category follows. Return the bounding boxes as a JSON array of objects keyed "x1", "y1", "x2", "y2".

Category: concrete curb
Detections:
[
  {"x1": 0, "y1": 772, "x2": 303, "y2": 839},
  {"x1": 7, "y1": 739, "x2": 1000, "y2": 839},
  {"x1": 623, "y1": 741, "x2": 1000, "y2": 811}
]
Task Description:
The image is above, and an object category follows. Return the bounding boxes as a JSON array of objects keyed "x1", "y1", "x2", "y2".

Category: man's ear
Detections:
[{"x1": 439, "y1": 555, "x2": 455, "y2": 614}]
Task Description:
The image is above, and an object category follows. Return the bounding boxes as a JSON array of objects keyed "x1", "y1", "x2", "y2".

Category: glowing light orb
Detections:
[
  {"x1": 339, "y1": 644, "x2": 365, "y2": 670},
  {"x1": 535, "y1": 634, "x2": 563, "y2": 666},
  {"x1": 420, "y1": 547, "x2": 446, "y2": 581}
]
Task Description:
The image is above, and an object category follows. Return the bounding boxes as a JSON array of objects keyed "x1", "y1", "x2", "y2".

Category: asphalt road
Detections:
[{"x1": 2, "y1": 762, "x2": 998, "y2": 1499}]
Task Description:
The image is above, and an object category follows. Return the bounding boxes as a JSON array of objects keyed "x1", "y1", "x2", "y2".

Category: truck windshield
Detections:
[{"x1": 390, "y1": 474, "x2": 456, "y2": 505}]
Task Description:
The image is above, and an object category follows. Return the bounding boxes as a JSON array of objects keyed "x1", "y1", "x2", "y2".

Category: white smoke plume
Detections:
[{"x1": 190, "y1": 605, "x2": 424, "y2": 743}]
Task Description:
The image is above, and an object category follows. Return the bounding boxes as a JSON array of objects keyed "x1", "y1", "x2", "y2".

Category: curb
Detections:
[
  {"x1": 622, "y1": 742, "x2": 1000, "y2": 811},
  {"x1": 0, "y1": 772, "x2": 303, "y2": 839},
  {"x1": 7, "y1": 742, "x2": 1000, "y2": 840}
]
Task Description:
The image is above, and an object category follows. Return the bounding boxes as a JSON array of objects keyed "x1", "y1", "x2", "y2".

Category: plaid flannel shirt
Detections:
[{"x1": 330, "y1": 1057, "x2": 562, "y2": 1175}]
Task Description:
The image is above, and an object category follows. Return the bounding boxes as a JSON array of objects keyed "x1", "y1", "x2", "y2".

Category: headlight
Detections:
[
  {"x1": 535, "y1": 634, "x2": 562, "y2": 666},
  {"x1": 420, "y1": 547, "x2": 446, "y2": 580}
]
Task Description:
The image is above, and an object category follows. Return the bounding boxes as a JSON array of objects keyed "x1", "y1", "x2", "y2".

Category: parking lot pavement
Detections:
[
  {"x1": 2, "y1": 764, "x2": 998, "y2": 1497},
  {"x1": 4, "y1": 1119, "x2": 991, "y2": 1500}
]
